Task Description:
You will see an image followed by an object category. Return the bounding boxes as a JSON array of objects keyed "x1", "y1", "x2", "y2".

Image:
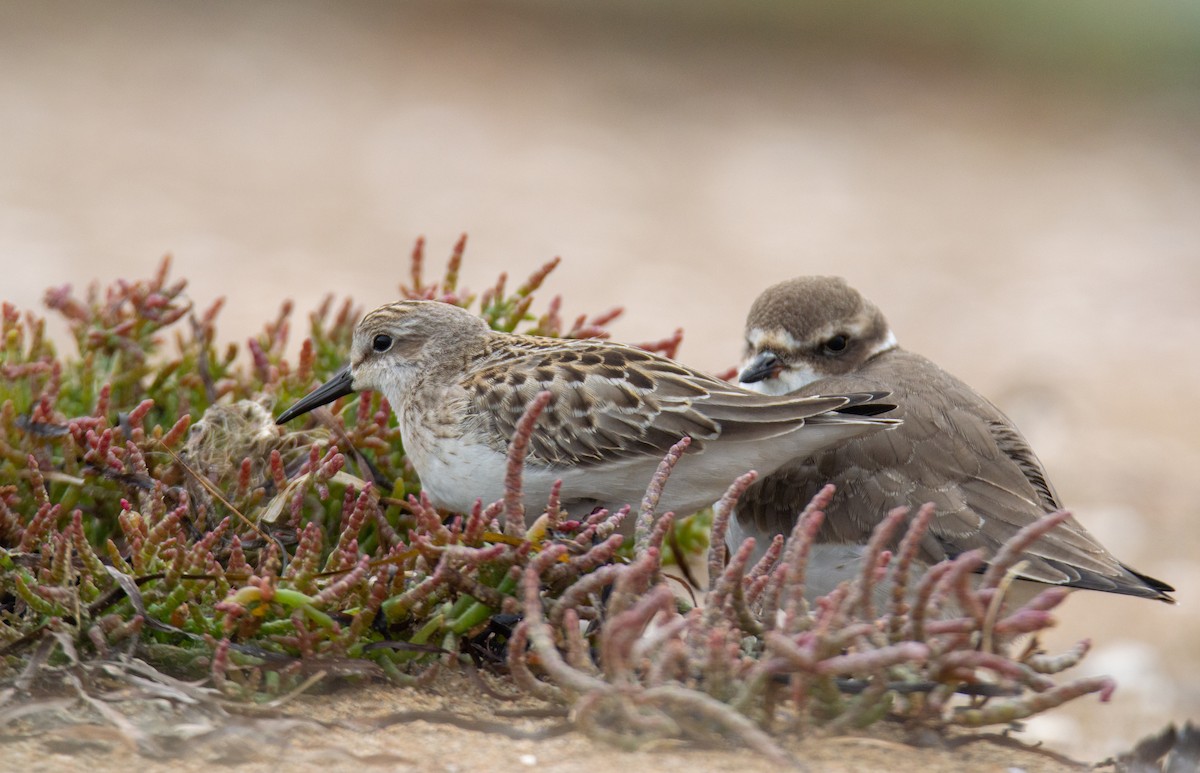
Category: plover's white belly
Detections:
[
  {"x1": 726, "y1": 520, "x2": 1053, "y2": 612},
  {"x1": 723, "y1": 527, "x2": 887, "y2": 605}
]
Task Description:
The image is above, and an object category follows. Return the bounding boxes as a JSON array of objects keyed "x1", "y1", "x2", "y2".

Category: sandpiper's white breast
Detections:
[{"x1": 410, "y1": 434, "x2": 510, "y2": 513}]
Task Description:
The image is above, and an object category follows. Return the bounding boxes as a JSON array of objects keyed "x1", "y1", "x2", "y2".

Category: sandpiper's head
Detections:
[
  {"x1": 739, "y1": 276, "x2": 895, "y2": 395},
  {"x1": 276, "y1": 300, "x2": 489, "y2": 424}
]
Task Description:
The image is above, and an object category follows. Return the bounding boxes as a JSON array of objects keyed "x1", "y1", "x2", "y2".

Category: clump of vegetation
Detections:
[{"x1": 0, "y1": 237, "x2": 1112, "y2": 760}]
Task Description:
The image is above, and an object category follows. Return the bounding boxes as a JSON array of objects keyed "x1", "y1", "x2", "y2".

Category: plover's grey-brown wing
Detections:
[
  {"x1": 739, "y1": 349, "x2": 1173, "y2": 601},
  {"x1": 463, "y1": 336, "x2": 894, "y2": 469}
]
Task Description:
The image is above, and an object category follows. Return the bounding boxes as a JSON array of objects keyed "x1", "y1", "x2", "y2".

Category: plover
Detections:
[
  {"x1": 731, "y1": 276, "x2": 1174, "y2": 602},
  {"x1": 277, "y1": 299, "x2": 899, "y2": 524}
]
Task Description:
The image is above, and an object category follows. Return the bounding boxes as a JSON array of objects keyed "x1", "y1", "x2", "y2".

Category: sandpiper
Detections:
[
  {"x1": 277, "y1": 299, "x2": 899, "y2": 525},
  {"x1": 730, "y1": 276, "x2": 1174, "y2": 602}
]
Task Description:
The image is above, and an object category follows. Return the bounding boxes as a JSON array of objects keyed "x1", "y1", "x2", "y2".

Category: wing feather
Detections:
[
  {"x1": 737, "y1": 349, "x2": 1171, "y2": 599},
  {"x1": 464, "y1": 336, "x2": 893, "y2": 468}
]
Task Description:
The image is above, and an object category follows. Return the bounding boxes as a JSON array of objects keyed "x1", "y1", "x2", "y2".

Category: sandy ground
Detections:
[
  {"x1": 2, "y1": 0, "x2": 1198, "y2": 766},
  {"x1": 5, "y1": 671, "x2": 1091, "y2": 773}
]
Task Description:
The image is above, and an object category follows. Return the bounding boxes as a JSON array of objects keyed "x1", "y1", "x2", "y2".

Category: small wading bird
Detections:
[
  {"x1": 276, "y1": 299, "x2": 899, "y2": 526},
  {"x1": 730, "y1": 276, "x2": 1174, "y2": 603}
]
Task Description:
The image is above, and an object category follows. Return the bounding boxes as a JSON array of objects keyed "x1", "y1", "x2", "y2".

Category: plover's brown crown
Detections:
[{"x1": 734, "y1": 276, "x2": 1174, "y2": 602}]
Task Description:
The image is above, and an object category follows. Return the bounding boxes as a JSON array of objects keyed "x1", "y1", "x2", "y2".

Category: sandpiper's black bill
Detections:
[
  {"x1": 275, "y1": 366, "x2": 355, "y2": 424},
  {"x1": 738, "y1": 351, "x2": 781, "y2": 384}
]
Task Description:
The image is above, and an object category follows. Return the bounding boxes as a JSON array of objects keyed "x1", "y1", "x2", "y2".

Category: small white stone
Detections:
[
  {"x1": 1022, "y1": 713, "x2": 1083, "y2": 749},
  {"x1": 519, "y1": 754, "x2": 538, "y2": 766}
]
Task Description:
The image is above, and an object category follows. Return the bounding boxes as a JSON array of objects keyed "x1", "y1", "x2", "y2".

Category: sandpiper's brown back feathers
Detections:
[
  {"x1": 465, "y1": 334, "x2": 889, "y2": 467},
  {"x1": 279, "y1": 298, "x2": 899, "y2": 525}
]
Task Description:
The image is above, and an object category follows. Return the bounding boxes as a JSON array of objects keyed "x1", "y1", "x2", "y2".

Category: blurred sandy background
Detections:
[{"x1": 2, "y1": 0, "x2": 1198, "y2": 761}]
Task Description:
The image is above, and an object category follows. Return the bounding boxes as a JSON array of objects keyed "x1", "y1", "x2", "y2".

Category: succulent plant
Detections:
[{"x1": 0, "y1": 238, "x2": 1112, "y2": 759}]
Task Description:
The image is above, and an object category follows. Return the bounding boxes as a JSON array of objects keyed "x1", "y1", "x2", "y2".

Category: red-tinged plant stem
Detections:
[{"x1": 634, "y1": 437, "x2": 691, "y2": 555}]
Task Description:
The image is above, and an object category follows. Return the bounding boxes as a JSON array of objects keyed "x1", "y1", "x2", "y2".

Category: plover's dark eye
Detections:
[
  {"x1": 824, "y1": 334, "x2": 848, "y2": 354},
  {"x1": 372, "y1": 334, "x2": 393, "y2": 352}
]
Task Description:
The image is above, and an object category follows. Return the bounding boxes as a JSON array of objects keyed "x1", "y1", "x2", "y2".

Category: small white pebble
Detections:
[
  {"x1": 1022, "y1": 712, "x2": 1082, "y2": 747},
  {"x1": 1007, "y1": 768, "x2": 1027, "y2": 773},
  {"x1": 519, "y1": 754, "x2": 538, "y2": 766}
]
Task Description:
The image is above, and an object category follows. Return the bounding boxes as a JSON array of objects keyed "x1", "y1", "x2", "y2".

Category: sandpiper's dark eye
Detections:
[
  {"x1": 824, "y1": 334, "x2": 848, "y2": 354},
  {"x1": 372, "y1": 334, "x2": 393, "y2": 352}
]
